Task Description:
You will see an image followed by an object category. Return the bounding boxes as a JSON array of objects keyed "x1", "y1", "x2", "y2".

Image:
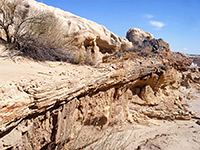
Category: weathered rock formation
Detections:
[
  {"x1": 125, "y1": 28, "x2": 192, "y2": 70},
  {"x1": 126, "y1": 28, "x2": 154, "y2": 49},
  {"x1": 0, "y1": 0, "x2": 133, "y2": 65},
  {"x1": 0, "y1": 54, "x2": 197, "y2": 149},
  {"x1": 0, "y1": 0, "x2": 199, "y2": 150},
  {"x1": 26, "y1": 0, "x2": 132, "y2": 55}
]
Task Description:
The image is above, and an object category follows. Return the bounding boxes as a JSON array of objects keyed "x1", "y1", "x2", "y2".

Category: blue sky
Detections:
[{"x1": 36, "y1": 0, "x2": 200, "y2": 54}]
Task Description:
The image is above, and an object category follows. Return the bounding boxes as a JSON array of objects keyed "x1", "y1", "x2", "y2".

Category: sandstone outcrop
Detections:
[
  {"x1": 125, "y1": 28, "x2": 192, "y2": 70},
  {"x1": 126, "y1": 28, "x2": 154, "y2": 49},
  {"x1": 0, "y1": 0, "x2": 199, "y2": 150},
  {"x1": 0, "y1": 54, "x2": 197, "y2": 149},
  {"x1": 0, "y1": 0, "x2": 133, "y2": 65},
  {"x1": 24, "y1": 0, "x2": 132, "y2": 54}
]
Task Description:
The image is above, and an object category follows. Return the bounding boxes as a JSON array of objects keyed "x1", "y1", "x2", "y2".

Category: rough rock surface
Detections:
[
  {"x1": 0, "y1": 50, "x2": 199, "y2": 149},
  {"x1": 0, "y1": 0, "x2": 133, "y2": 64},
  {"x1": 0, "y1": 1, "x2": 200, "y2": 150},
  {"x1": 125, "y1": 28, "x2": 192, "y2": 70},
  {"x1": 126, "y1": 28, "x2": 154, "y2": 48},
  {"x1": 126, "y1": 28, "x2": 169, "y2": 54},
  {"x1": 25, "y1": 0, "x2": 132, "y2": 53}
]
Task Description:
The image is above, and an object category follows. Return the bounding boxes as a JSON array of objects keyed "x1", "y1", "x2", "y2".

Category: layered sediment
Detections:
[{"x1": 0, "y1": 0, "x2": 200, "y2": 150}]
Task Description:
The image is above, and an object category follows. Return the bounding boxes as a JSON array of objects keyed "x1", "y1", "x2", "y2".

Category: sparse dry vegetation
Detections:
[{"x1": 0, "y1": 0, "x2": 95, "y2": 64}]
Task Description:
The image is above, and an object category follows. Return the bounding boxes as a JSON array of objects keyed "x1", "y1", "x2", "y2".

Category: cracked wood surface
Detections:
[{"x1": 0, "y1": 58, "x2": 163, "y2": 133}]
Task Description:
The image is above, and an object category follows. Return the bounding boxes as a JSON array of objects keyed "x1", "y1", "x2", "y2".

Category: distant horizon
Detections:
[{"x1": 36, "y1": 0, "x2": 200, "y2": 55}]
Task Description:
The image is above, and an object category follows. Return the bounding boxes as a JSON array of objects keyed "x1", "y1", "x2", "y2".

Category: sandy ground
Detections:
[
  {"x1": 0, "y1": 45, "x2": 99, "y2": 86},
  {"x1": 188, "y1": 92, "x2": 200, "y2": 118},
  {"x1": 85, "y1": 120, "x2": 200, "y2": 150},
  {"x1": 84, "y1": 90, "x2": 200, "y2": 150},
  {"x1": 85, "y1": 117, "x2": 200, "y2": 150}
]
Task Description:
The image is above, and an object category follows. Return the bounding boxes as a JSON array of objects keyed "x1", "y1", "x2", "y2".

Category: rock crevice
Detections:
[{"x1": 0, "y1": 0, "x2": 199, "y2": 149}]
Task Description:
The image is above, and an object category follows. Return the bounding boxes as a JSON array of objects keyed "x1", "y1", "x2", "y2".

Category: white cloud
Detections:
[
  {"x1": 183, "y1": 48, "x2": 188, "y2": 50},
  {"x1": 144, "y1": 14, "x2": 154, "y2": 19},
  {"x1": 149, "y1": 21, "x2": 165, "y2": 29}
]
